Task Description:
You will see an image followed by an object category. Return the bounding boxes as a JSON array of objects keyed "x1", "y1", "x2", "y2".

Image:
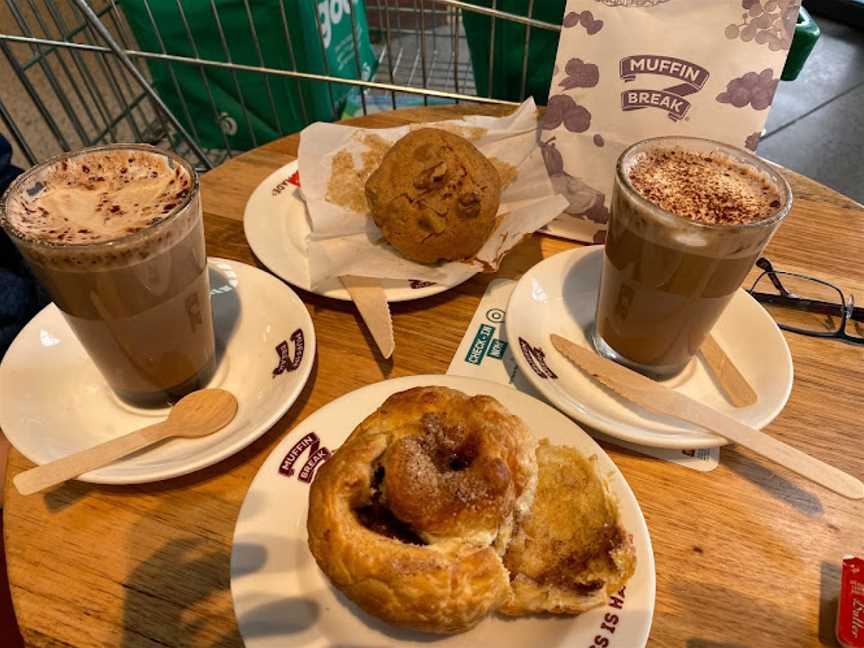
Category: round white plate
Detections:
[
  {"x1": 507, "y1": 246, "x2": 793, "y2": 449},
  {"x1": 0, "y1": 257, "x2": 316, "y2": 484},
  {"x1": 243, "y1": 160, "x2": 476, "y2": 302},
  {"x1": 231, "y1": 374, "x2": 655, "y2": 648}
]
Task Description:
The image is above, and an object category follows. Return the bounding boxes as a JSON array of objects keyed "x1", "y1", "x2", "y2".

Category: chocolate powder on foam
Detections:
[
  {"x1": 626, "y1": 148, "x2": 782, "y2": 226},
  {"x1": 4, "y1": 148, "x2": 192, "y2": 246}
]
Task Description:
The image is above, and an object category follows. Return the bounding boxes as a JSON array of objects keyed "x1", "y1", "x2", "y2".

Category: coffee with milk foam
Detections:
[
  {"x1": 2, "y1": 146, "x2": 215, "y2": 407},
  {"x1": 5, "y1": 148, "x2": 191, "y2": 246}
]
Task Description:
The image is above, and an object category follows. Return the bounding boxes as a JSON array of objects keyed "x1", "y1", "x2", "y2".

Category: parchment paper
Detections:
[{"x1": 297, "y1": 99, "x2": 568, "y2": 287}]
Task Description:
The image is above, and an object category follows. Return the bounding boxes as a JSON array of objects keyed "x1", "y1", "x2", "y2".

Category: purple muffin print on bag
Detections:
[
  {"x1": 543, "y1": 95, "x2": 591, "y2": 133},
  {"x1": 584, "y1": 194, "x2": 610, "y2": 224},
  {"x1": 716, "y1": 69, "x2": 778, "y2": 110},
  {"x1": 540, "y1": 138, "x2": 609, "y2": 224},
  {"x1": 725, "y1": 0, "x2": 798, "y2": 51},
  {"x1": 745, "y1": 132, "x2": 761, "y2": 151},
  {"x1": 559, "y1": 58, "x2": 600, "y2": 90},
  {"x1": 563, "y1": 10, "x2": 604, "y2": 34}
]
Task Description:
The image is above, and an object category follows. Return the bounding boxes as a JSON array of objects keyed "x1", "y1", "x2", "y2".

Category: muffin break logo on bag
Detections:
[{"x1": 619, "y1": 55, "x2": 710, "y2": 121}]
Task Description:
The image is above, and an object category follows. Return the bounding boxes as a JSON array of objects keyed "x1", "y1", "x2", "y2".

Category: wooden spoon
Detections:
[
  {"x1": 14, "y1": 389, "x2": 238, "y2": 496},
  {"x1": 701, "y1": 334, "x2": 758, "y2": 408}
]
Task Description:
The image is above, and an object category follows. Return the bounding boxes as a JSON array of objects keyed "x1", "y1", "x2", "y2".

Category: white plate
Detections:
[
  {"x1": 507, "y1": 246, "x2": 793, "y2": 449},
  {"x1": 0, "y1": 257, "x2": 316, "y2": 484},
  {"x1": 231, "y1": 374, "x2": 655, "y2": 648},
  {"x1": 243, "y1": 160, "x2": 477, "y2": 302}
]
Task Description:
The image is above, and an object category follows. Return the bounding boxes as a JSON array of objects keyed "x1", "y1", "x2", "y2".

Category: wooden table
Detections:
[{"x1": 4, "y1": 106, "x2": 864, "y2": 647}]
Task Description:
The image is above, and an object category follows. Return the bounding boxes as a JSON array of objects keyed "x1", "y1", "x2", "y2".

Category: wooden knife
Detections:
[
  {"x1": 340, "y1": 275, "x2": 395, "y2": 359},
  {"x1": 550, "y1": 333, "x2": 864, "y2": 500}
]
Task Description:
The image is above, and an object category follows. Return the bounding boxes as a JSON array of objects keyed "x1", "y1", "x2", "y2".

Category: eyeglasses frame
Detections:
[{"x1": 747, "y1": 257, "x2": 864, "y2": 344}]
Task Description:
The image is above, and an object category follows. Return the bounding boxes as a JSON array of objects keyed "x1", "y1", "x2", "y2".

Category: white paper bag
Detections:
[{"x1": 544, "y1": 0, "x2": 801, "y2": 243}]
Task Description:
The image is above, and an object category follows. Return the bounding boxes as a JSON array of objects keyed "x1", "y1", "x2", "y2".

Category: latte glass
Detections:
[
  {"x1": 593, "y1": 136, "x2": 792, "y2": 379},
  {"x1": 1, "y1": 144, "x2": 215, "y2": 407}
]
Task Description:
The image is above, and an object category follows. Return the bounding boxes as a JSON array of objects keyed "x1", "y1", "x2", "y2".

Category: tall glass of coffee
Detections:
[
  {"x1": 1, "y1": 144, "x2": 215, "y2": 407},
  {"x1": 594, "y1": 136, "x2": 792, "y2": 379}
]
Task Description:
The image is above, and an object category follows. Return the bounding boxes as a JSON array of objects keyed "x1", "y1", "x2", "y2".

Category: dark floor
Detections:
[{"x1": 760, "y1": 15, "x2": 864, "y2": 203}]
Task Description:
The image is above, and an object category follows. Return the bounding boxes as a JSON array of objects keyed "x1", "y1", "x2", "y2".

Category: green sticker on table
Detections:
[
  {"x1": 487, "y1": 339, "x2": 508, "y2": 360},
  {"x1": 465, "y1": 324, "x2": 495, "y2": 365}
]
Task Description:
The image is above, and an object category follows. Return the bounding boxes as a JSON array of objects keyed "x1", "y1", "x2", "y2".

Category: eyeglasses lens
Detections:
[{"x1": 753, "y1": 272, "x2": 846, "y2": 335}]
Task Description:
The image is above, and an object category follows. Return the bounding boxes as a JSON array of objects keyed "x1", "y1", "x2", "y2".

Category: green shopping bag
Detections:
[
  {"x1": 462, "y1": 1, "x2": 564, "y2": 105},
  {"x1": 120, "y1": 0, "x2": 377, "y2": 151}
]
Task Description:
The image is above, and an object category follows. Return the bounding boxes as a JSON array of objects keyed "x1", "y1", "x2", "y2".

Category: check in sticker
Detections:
[
  {"x1": 465, "y1": 324, "x2": 496, "y2": 365},
  {"x1": 448, "y1": 278, "x2": 720, "y2": 473},
  {"x1": 447, "y1": 279, "x2": 540, "y2": 397}
]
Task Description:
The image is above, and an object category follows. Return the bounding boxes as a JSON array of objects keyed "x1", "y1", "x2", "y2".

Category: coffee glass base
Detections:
[
  {"x1": 112, "y1": 356, "x2": 217, "y2": 409},
  {"x1": 591, "y1": 328, "x2": 688, "y2": 381}
]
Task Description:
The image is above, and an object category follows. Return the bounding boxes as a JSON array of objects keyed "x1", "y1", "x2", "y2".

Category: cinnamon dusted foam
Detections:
[{"x1": 626, "y1": 147, "x2": 781, "y2": 225}]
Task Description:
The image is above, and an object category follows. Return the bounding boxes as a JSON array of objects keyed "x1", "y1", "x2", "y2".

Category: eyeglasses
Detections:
[{"x1": 747, "y1": 257, "x2": 864, "y2": 344}]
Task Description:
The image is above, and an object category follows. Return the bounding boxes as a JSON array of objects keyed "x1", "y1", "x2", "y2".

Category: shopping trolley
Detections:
[{"x1": 0, "y1": 1, "x2": 818, "y2": 170}]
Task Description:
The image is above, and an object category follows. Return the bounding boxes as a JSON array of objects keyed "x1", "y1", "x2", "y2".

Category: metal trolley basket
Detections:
[
  {"x1": 0, "y1": 1, "x2": 560, "y2": 170},
  {"x1": 0, "y1": 1, "x2": 817, "y2": 170}
]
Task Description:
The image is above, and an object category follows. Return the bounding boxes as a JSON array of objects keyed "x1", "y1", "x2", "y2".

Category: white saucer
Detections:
[
  {"x1": 507, "y1": 246, "x2": 793, "y2": 449},
  {"x1": 0, "y1": 257, "x2": 316, "y2": 484},
  {"x1": 230, "y1": 374, "x2": 655, "y2": 648},
  {"x1": 243, "y1": 160, "x2": 476, "y2": 302}
]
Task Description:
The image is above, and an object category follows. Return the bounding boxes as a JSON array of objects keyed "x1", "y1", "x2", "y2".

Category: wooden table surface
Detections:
[{"x1": 4, "y1": 105, "x2": 864, "y2": 647}]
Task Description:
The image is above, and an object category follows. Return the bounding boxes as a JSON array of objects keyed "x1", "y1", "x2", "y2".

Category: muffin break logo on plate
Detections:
[
  {"x1": 278, "y1": 432, "x2": 331, "y2": 483},
  {"x1": 519, "y1": 337, "x2": 557, "y2": 380},
  {"x1": 620, "y1": 55, "x2": 710, "y2": 121},
  {"x1": 272, "y1": 328, "x2": 305, "y2": 376}
]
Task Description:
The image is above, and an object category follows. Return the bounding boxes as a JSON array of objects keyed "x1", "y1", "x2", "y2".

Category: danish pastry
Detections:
[
  {"x1": 307, "y1": 386, "x2": 636, "y2": 634},
  {"x1": 500, "y1": 440, "x2": 636, "y2": 615},
  {"x1": 307, "y1": 386, "x2": 536, "y2": 634}
]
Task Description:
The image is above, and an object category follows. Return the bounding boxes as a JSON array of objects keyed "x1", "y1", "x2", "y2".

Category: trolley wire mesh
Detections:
[{"x1": 0, "y1": 1, "x2": 562, "y2": 170}]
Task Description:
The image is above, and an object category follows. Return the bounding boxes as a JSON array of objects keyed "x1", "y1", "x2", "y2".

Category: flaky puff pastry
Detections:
[
  {"x1": 500, "y1": 440, "x2": 636, "y2": 616},
  {"x1": 307, "y1": 386, "x2": 537, "y2": 634}
]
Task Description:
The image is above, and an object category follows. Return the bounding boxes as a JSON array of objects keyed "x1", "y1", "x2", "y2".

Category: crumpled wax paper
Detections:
[{"x1": 297, "y1": 99, "x2": 569, "y2": 287}]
